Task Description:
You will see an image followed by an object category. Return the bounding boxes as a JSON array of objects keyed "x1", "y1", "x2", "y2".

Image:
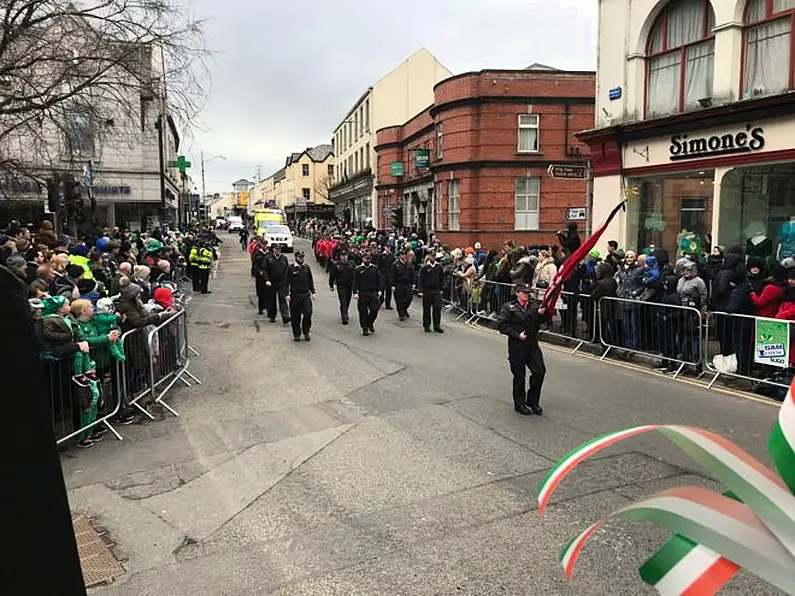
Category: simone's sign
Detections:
[{"x1": 669, "y1": 125, "x2": 765, "y2": 161}]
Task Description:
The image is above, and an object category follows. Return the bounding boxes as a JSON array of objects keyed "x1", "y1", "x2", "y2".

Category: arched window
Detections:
[
  {"x1": 646, "y1": 0, "x2": 715, "y2": 117},
  {"x1": 743, "y1": 0, "x2": 795, "y2": 98}
]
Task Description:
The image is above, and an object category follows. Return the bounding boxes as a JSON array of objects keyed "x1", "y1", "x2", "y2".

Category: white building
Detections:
[
  {"x1": 330, "y1": 48, "x2": 452, "y2": 227},
  {"x1": 580, "y1": 0, "x2": 795, "y2": 263}
]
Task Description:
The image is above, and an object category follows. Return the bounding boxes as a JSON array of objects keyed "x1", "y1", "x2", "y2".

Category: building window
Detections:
[
  {"x1": 435, "y1": 181, "x2": 443, "y2": 231},
  {"x1": 448, "y1": 179, "x2": 460, "y2": 231},
  {"x1": 743, "y1": 0, "x2": 795, "y2": 98},
  {"x1": 354, "y1": 112, "x2": 359, "y2": 141},
  {"x1": 359, "y1": 105, "x2": 364, "y2": 136},
  {"x1": 625, "y1": 171, "x2": 714, "y2": 258},
  {"x1": 354, "y1": 152, "x2": 359, "y2": 172},
  {"x1": 348, "y1": 155, "x2": 353, "y2": 177},
  {"x1": 364, "y1": 99, "x2": 370, "y2": 132},
  {"x1": 360, "y1": 147, "x2": 365, "y2": 171},
  {"x1": 517, "y1": 114, "x2": 539, "y2": 153},
  {"x1": 436, "y1": 123, "x2": 443, "y2": 158},
  {"x1": 646, "y1": 0, "x2": 715, "y2": 117},
  {"x1": 327, "y1": 164, "x2": 334, "y2": 177},
  {"x1": 302, "y1": 188, "x2": 311, "y2": 201},
  {"x1": 365, "y1": 143, "x2": 370, "y2": 169},
  {"x1": 63, "y1": 104, "x2": 96, "y2": 158},
  {"x1": 514, "y1": 177, "x2": 540, "y2": 230},
  {"x1": 302, "y1": 164, "x2": 309, "y2": 176}
]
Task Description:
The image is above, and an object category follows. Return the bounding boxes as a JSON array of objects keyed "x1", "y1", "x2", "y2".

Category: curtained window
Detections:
[
  {"x1": 646, "y1": 0, "x2": 715, "y2": 117},
  {"x1": 743, "y1": 0, "x2": 795, "y2": 98}
]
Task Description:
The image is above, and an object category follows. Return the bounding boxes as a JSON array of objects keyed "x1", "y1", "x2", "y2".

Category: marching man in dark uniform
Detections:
[
  {"x1": 391, "y1": 248, "x2": 415, "y2": 321},
  {"x1": 418, "y1": 251, "x2": 444, "y2": 333},
  {"x1": 497, "y1": 283, "x2": 549, "y2": 416},
  {"x1": 376, "y1": 244, "x2": 395, "y2": 310},
  {"x1": 264, "y1": 243, "x2": 290, "y2": 324},
  {"x1": 252, "y1": 238, "x2": 270, "y2": 316},
  {"x1": 329, "y1": 251, "x2": 355, "y2": 325},
  {"x1": 286, "y1": 250, "x2": 315, "y2": 341},
  {"x1": 353, "y1": 251, "x2": 384, "y2": 336}
]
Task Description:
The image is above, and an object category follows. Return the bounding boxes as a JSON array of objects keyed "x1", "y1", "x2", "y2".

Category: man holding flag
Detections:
[{"x1": 496, "y1": 200, "x2": 627, "y2": 415}]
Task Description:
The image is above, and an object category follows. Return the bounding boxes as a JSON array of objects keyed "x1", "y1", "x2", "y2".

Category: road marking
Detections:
[{"x1": 458, "y1": 320, "x2": 779, "y2": 409}]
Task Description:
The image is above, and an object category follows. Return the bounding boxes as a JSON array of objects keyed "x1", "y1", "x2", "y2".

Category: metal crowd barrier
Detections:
[
  {"x1": 704, "y1": 311, "x2": 792, "y2": 395},
  {"x1": 597, "y1": 296, "x2": 704, "y2": 376}
]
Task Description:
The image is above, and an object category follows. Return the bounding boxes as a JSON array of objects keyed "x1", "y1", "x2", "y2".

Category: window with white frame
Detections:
[
  {"x1": 514, "y1": 177, "x2": 540, "y2": 231},
  {"x1": 743, "y1": 0, "x2": 795, "y2": 98},
  {"x1": 434, "y1": 181, "x2": 443, "y2": 230},
  {"x1": 359, "y1": 105, "x2": 364, "y2": 136},
  {"x1": 646, "y1": 0, "x2": 715, "y2": 117},
  {"x1": 364, "y1": 99, "x2": 370, "y2": 132},
  {"x1": 354, "y1": 112, "x2": 359, "y2": 141},
  {"x1": 63, "y1": 104, "x2": 95, "y2": 158},
  {"x1": 517, "y1": 114, "x2": 539, "y2": 153},
  {"x1": 448, "y1": 179, "x2": 460, "y2": 231},
  {"x1": 436, "y1": 123, "x2": 443, "y2": 158}
]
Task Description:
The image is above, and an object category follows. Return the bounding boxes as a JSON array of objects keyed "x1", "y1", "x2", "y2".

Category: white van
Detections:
[{"x1": 227, "y1": 215, "x2": 244, "y2": 232}]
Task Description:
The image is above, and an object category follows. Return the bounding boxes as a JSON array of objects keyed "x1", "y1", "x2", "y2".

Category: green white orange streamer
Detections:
[{"x1": 539, "y1": 377, "x2": 795, "y2": 595}]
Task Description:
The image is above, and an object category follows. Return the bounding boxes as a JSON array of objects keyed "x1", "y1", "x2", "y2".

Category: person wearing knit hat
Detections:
[{"x1": 42, "y1": 294, "x2": 68, "y2": 316}]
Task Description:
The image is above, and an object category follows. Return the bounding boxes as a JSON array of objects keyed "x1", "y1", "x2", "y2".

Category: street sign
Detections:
[
  {"x1": 547, "y1": 164, "x2": 587, "y2": 179},
  {"x1": 295, "y1": 196, "x2": 308, "y2": 207},
  {"x1": 391, "y1": 161, "x2": 404, "y2": 177},
  {"x1": 566, "y1": 207, "x2": 587, "y2": 221}
]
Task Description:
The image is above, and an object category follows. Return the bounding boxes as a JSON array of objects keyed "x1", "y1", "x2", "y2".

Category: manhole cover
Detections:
[{"x1": 72, "y1": 514, "x2": 125, "y2": 587}]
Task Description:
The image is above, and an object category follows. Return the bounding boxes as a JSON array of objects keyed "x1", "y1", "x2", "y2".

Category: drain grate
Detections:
[{"x1": 72, "y1": 514, "x2": 126, "y2": 587}]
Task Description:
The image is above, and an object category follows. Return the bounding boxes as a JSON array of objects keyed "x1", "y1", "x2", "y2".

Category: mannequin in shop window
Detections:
[
  {"x1": 778, "y1": 216, "x2": 795, "y2": 261},
  {"x1": 744, "y1": 221, "x2": 773, "y2": 261}
]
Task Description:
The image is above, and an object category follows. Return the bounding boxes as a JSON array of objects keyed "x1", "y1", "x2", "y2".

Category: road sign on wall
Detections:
[
  {"x1": 547, "y1": 164, "x2": 587, "y2": 179},
  {"x1": 566, "y1": 207, "x2": 587, "y2": 221}
]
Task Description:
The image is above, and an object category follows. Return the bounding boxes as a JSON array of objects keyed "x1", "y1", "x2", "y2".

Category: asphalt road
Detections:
[{"x1": 64, "y1": 238, "x2": 784, "y2": 595}]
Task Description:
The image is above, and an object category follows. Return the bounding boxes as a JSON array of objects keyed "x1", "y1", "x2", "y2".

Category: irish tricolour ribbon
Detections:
[{"x1": 538, "y1": 378, "x2": 795, "y2": 595}]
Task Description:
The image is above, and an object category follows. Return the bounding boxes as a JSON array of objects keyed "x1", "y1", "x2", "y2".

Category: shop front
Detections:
[
  {"x1": 329, "y1": 173, "x2": 373, "y2": 228},
  {"x1": 609, "y1": 114, "x2": 795, "y2": 263}
]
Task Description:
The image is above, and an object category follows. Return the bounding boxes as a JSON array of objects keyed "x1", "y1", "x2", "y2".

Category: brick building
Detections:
[{"x1": 374, "y1": 67, "x2": 595, "y2": 249}]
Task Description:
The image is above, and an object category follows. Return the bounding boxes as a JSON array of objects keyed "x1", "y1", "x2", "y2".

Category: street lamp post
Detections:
[{"x1": 200, "y1": 152, "x2": 226, "y2": 219}]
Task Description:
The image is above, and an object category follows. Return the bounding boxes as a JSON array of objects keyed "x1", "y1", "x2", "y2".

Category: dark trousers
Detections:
[
  {"x1": 266, "y1": 282, "x2": 290, "y2": 322},
  {"x1": 394, "y1": 284, "x2": 413, "y2": 317},
  {"x1": 380, "y1": 283, "x2": 393, "y2": 309},
  {"x1": 508, "y1": 344, "x2": 546, "y2": 409},
  {"x1": 422, "y1": 290, "x2": 442, "y2": 330},
  {"x1": 337, "y1": 285, "x2": 352, "y2": 322},
  {"x1": 193, "y1": 267, "x2": 210, "y2": 292},
  {"x1": 255, "y1": 277, "x2": 267, "y2": 313},
  {"x1": 289, "y1": 294, "x2": 312, "y2": 337},
  {"x1": 357, "y1": 292, "x2": 380, "y2": 330}
]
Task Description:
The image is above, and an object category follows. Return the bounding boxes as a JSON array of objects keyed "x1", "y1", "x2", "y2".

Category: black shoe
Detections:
[
  {"x1": 269, "y1": 318, "x2": 276, "y2": 323},
  {"x1": 77, "y1": 438, "x2": 94, "y2": 449},
  {"x1": 118, "y1": 414, "x2": 135, "y2": 426},
  {"x1": 369, "y1": 326, "x2": 375, "y2": 334},
  {"x1": 304, "y1": 334, "x2": 311, "y2": 341},
  {"x1": 385, "y1": 306, "x2": 393, "y2": 310},
  {"x1": 399, "y1": 315, "x2": 406, "y2": 321},
  {"x1": 342, "y1": 319, "x2": 349, "y2": 325},
  {"x1": 434, "y1": 327, "x2": 444, "y2": 334},
  {"x1": 89, "y1": 433, "x2": 104, "y2": 442},
  {"x1": 202, "y1": 290, "x2": 212, "y2": 294},
  {"x1": 514, "y1": 406, "x2": 533, "y2": 416},
  {"x1": 283, "y1": 318, "x2": 291, "y2": 324},
  {"x1": 424, "y1": 328, "x2": 431, "y2": 333},
  {"x1": 362, "y1": 329, "x2": 370, "y2": 337},
  {"x1": 94, "y1": 426, "x2": 108, "y2": 436},
  {"x1": 530, "y1": 405, "x2": 543, "y2": 416}
]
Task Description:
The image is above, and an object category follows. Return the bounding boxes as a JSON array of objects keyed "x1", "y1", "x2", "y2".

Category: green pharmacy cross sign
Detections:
[{"x1": 169, "y1": 155, "x2": 191, "y2": 173}]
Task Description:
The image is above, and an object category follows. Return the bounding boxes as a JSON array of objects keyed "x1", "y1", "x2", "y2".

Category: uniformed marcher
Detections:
[
  {"x1": 376, "y1": 245, "x2": 395, "y2": 310},
  {"x1": 418, "y1": 251, "x2": 444, "y2": 333},
  {"x1": 497, "y1": 283, "x2": 549, "y2": 416},
  {"x1": 353, "y1": 251, "x2": 384, "y2": 336},
  {"x1": 286, "y1": 251, "x2": 315, "y2": 341},
  {"x1": 251, "y1": 238, "x2": 270, "y2": 315},
  {"x1": 263, "y1": 244, "x2": 290, "y2": 324},
  {"x1": 391, "y1": 248, "x2": 415, "y2": 321},
  {"x1": 188, "y1": 240, "x2": 215, "y2": 294},
  {"x1": 329, "y1": 251, "x2": 355, "y2": 324}
]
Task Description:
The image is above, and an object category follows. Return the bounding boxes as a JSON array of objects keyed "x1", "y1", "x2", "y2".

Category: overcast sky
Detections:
[{"x1": 184, "y1": 0, "x2": 597, "y2": 195}]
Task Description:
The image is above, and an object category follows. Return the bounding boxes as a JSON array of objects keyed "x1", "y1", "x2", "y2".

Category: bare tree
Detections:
[
  {"x1": 0, "y1": 0, "x2": 207, "y2": 186},
  {"x1": 314, "y1": 175, "x2": 333, "y2": 203}
]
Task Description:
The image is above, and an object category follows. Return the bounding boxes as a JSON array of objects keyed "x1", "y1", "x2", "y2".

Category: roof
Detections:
[
  {"x1": 524, "y1": 63, "x2": 561, "y2": 71},
  {"x1": 285, "y1": 144, "x2": 334, "y2": 166},
  {"x1": 232, "y1": 178, "x2": 251, "y2": 185}
]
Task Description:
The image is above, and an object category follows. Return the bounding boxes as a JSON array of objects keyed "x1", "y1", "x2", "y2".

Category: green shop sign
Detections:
[
  {"x1": 415, "y1": 148, "x2": 430, "y2": 169},
  {"x1": 391, "y1": 161, "x2": 404, "y2": 177},
  {"x1": 754, "y1": 318, "x2": 790, "y2": 368}
]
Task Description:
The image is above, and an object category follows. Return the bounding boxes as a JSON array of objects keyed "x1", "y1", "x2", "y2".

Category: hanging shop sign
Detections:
[
  {"x1": 390, "y1": 161, "x2": 404, "y2": 177},
  {"x1": 754, "y1": 318, "x2": 789, "y2": 368},
  {"x1": 669, "y1": 125, "x2": 765, "y2": 161},
  {"x1": 415, "y1": 148, "x2": 430, "y2": 169}
]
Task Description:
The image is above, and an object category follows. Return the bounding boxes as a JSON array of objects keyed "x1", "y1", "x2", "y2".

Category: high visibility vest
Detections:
[{"x1": 189, "y1": 246, "x2": 213, "y2": 269}]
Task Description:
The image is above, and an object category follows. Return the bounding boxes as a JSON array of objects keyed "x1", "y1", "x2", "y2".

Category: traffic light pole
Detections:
[{"x1": 156, "y1": 115, "x2": 167, "y2": 229}]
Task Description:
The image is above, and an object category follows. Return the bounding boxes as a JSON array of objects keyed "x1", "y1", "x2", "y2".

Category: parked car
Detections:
[{"x1": 227, "y1": 215, "x2": 244, "y2": 232}]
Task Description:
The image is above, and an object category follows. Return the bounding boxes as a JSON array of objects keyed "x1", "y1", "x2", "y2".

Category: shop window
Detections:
[
  {"x1": 448, "y1": 179, "x2": 460, "y2": 231},
  {"x1": 718, "y1": 163, "x2": 795, "y2": 261},
  {"x1": 514, "y1": 177, "x2": 540, "y2": 231},
  {"x1": 743, "y1": 0, "x2": 795, "y2": 98},
  {"x1": 625, "y1": 171, "x2": 714, "y2": 258},
  {"x1": 646, "y1": 0, "x2": 715, "y2": 117},
  {"x1": 62, "y1": 104, "x2": 96, "y2": 158}
]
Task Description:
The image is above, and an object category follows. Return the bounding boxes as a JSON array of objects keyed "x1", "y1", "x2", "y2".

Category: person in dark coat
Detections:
[
  {"x1": 376, "y1": 244, "x2": 395, "y2": 310},
  {"x1": 329, "y1": 251, "x2": 355, "y2": 325},
  {"x1": 391, "y1": 248, "x2": 416, "y2": 321},
  {"x1": 556, "y1": 222, "x2": 581, "y2": 255},
  {"x1": 497, "y1": 283, "x2": 550, "y2": 416},
  {"x1": 286, "y1": 251, "x2": 315, "y2": 341},
  {"x1": 418, "y1": 251, "x2": 445, "y2": 333},
  {"x1": 263, "y1": 244, "x2": 291, "y2": 324},
  {"x1": 353, "y1": 251, "x2": 384, "y2": 336}
]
